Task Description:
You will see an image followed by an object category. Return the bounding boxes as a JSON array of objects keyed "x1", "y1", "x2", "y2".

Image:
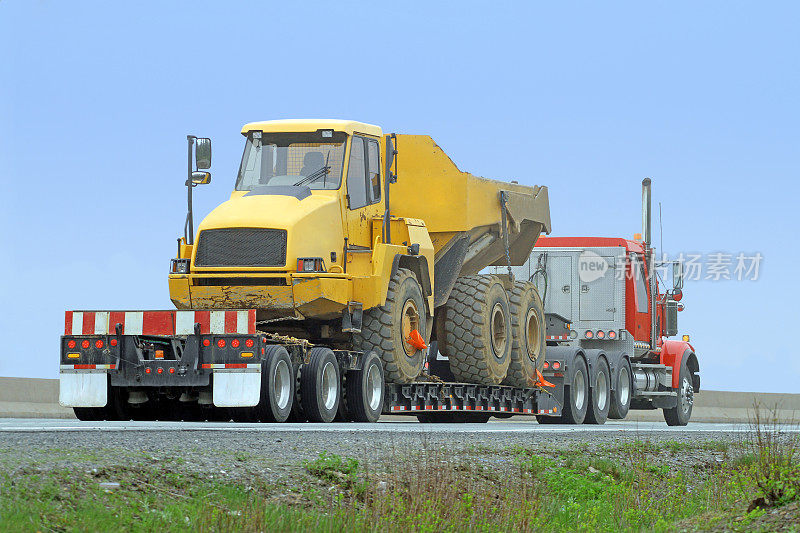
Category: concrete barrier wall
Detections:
[{"x1": 0, "y1": 377, "x2": 798, "y2": 422}]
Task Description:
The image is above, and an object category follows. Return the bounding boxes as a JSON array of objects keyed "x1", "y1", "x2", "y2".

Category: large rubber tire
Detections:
[
  {"x1": 343, "y1": 351, "x2": 384, "y2": 423},
  {"x1": 562, "y1": 357, "x2": 589, "y2": 424},
  {"x1": 255, "y1": 345, "x2": 295, "y2": 423},
  {"x1": 444, "y1": 275, "x2": 512, "y2": 385},
  {"x1": 664, "y1": 355, "x2": 694, "y2": 426},
  {"x1": 585, "y1": 358, "x2": 611, "y2": 425},
  {"x1": 608, "y1": 358, "x2": 632, "y2": 420},
  {"x1": 504, "y1": 281, "x2": 546, "y2": 387},
  {"x1": 300, "y1": 347, "x2": 341, "y2": 423},
  {"x1": 353, "y1": 268, "x2": 427, "y2": 384}
]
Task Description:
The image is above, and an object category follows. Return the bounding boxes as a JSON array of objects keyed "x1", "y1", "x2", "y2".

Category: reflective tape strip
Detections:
[
  {"x1": 200, "y1": 363, "x2": 261, "y2": 370},
  {"x1": 60, "y1": 364, "x2": 116, "y2": 370},
  {"x1": 124, "y1": 312, "x2": 144, "y2": 335}
]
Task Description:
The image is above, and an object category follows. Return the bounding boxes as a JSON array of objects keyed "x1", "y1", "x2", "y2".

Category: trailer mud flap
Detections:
[
  {"x1": 59, "y1": 372, "x2": 107, "y2": 407},
  {"x1": 212, "y1": 371, "x2": 261, "y2": 407}
]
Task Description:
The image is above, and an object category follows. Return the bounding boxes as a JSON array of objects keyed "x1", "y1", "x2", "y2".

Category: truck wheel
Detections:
[
  {"x1": 353, "y1": 268, "x2": 427, "y2": 384},
  {"x1": 344, "y1": 351, "x2": 384, "y2": 423},
  {"x1": 503, "y1": 281, "x2": 546, "y2": 387},
  {"x1": 664, "y1": 356, "x2": 694, "y2": 426},
  {"x1": 300, "y1": 347, "x2": 341, "y2": 423},
  {"x1": 562, "y1": 357, "x2": 589, "y2": 424},
  {"x1": 585, "y1": 358, "x2": 610, "y2": 425},
  {"x1": 256, "y1": 345, "x2": 295, "y2": 423},
  {"x1": 445, "y1": 275, "x2": 512, "y2": 385},
  {"x1": 608, "y1": 358, "x2": 632, "y2": 420}
]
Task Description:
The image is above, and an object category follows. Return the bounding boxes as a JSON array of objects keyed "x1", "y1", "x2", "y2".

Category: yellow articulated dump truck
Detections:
[{"x1": 59, "y1": 119, "x2": 557, "y2": 424}]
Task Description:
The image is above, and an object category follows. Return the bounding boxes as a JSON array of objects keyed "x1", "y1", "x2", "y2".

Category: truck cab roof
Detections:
[
  {"x1": 241, "y1": 119, "x2": 382, "y2": 137},
  {"x1": 536, "y1": 236, "x2": 646, "y2": 255}
]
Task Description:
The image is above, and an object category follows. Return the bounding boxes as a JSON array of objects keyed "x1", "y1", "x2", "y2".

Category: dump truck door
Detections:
[
  {"x1": 629, "y1": 252, "x2": 651, "y2": 343},
  {"x1": 344, "y1": 134, "x2": 383, "y2": 254}
]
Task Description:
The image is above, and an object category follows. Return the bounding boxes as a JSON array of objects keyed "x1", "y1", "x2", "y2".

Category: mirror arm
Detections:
[{"x1": 186, "y1": 135, "x2": 196, "y2": 245}]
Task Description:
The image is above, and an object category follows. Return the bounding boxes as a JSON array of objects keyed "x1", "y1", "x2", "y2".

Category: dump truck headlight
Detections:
[
  {"x1": 170, "y1": 258, "x2": 190, "y2": 274},
  {"x1": 297, "y1": 257, "x2": 325, "y2": 273}
]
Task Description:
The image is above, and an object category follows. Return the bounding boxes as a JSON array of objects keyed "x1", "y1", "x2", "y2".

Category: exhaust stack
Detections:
[{"x1": 642, "y1": 178, "x2": 652, "y2": 246}]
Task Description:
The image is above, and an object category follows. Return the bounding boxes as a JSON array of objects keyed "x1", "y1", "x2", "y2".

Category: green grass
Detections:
[{"x1": 1, "y1": 432, "x2": 798, "y2": 532}]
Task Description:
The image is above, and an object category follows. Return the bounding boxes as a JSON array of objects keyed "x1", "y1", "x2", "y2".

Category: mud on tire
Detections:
[
  {"x1": 352, "y1": 268, "x2": 427, "y2": 384},
  {"x1": 503, "y1": 281, "x2": 546, "y2": 388},
  {"x1": 443, "y1": 275, "x2": 512, "y2": 385}
]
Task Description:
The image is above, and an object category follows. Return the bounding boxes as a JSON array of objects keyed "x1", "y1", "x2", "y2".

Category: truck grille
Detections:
[{"x1": 194, "y1": 228, "x2": 287, "y2": 267}]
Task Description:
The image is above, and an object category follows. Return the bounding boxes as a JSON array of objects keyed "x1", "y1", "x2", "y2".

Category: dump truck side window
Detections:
[
  {"x1": 347, "y1": 137, "x2": 368, "y2": 209},
  {"x1": 367, "y1": 139, "x2": 381, "y2": 203},
  {"x1": 631, "y1": 254, "x2": 649, "y2": 313}
]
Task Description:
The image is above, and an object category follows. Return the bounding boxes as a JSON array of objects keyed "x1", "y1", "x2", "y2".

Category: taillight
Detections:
[
  {"x1": 110, "y1": 338, "x2": 118, "y2": 346},
  {"x1": 203, "y1": 339, "x2": 211, "y2": 347},
  {"x1": 552, "y1": 361, "x2": 561, "y2": 370},
  {"x1": 607, "y1": 330, "x2": 617, "y2": 340},
  {"x1": 168, "y1": 367, "x2": 175, "y2": 374},
  {"x1": 217, "y1": 339, "x2": 226, "y2": 348},
  {"x1": 584, "y1": 331, "x2": 593, "y2": 339},
  {"x1": 543, "y1": 361, "x2": 550, "y2": 370},
  {"x1": 231, "y1": 339, "x2": 240, "y2": 348},
  {"x1": 81, "y1": 340, "x2": 91, "y2": 349},
  {"x1": 157, "y1": 367, "x2": 163, "y2": 374},
  {"x1": 596, "y1": 330, "x2": 605, "y2": 339},
  {"x1": 245, "y1": 338, "x2": 254, "y2": 348},
  {"x1": 68, "y1": 340, "x2": 76, "y2": 349},
  {"x1": 95, "y1": 340, "x2": 104, "y2": 349},
  {"x1": 145, "y1": 368, "x2": 151, "y2": 374}
]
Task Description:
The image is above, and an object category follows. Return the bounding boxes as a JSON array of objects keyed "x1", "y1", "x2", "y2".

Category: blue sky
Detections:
[{"x1": 1, "y1": 2, "x2": 798, "y2": 393}]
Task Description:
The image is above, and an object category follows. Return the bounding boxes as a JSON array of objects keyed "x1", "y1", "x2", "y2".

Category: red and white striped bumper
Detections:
[{"x1": 64, "y1": 310, "x2": 256, "y2": 336}]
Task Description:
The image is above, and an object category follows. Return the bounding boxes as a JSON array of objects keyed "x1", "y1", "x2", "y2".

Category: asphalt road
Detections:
[{"x1": 1, "y1": 417, "x2": 795, "y2": 433}]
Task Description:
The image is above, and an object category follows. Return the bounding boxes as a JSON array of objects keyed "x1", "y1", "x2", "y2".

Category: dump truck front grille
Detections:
[{"x1": 194, "y1": 228, "x2": 287, "y2": 267}]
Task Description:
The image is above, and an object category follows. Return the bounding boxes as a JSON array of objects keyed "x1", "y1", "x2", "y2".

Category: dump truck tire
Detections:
[
  {"x1": 353, "y1": 268, "x2": 427, "y2": 384},
  {"x1": 300, "y1": 347, "x2": 341, "y2": 423},
  {"x1": 608, "y1": 358, "x2": 632, "y2": 420},
  {"x1": 503, "y1": 281, "x2": 546, "y2": 388},
  {"x1": 444, "y1": 275, "x2": 512, "y2": 385}
]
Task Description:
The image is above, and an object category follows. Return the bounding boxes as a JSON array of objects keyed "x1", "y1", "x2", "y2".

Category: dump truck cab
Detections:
[{"x1": 168, "y1": 120, "x2": 434, "y2": 323}]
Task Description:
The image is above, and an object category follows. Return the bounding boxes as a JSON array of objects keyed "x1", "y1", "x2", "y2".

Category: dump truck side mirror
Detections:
[
  {"x1": 195, "y1": 138, "x2": 212, "y2": 169},
  {"x1": 191, "y1": 171, "x2": 211, "y2": 185}
]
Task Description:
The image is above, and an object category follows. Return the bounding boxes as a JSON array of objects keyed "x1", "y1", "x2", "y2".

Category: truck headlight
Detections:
[
  {"x1": 296, "y1": 257, "x2": 325, "y2": 273},
  {"x1": 170, "y1": 258, "x2": 190, "y2": 274}
]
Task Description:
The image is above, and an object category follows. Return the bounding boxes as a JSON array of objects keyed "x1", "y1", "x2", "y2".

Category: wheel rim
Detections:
[
  {"x1": 274, "y1": 359, "x2": 291, "y2": 410},
  {"x1": 400, "y1": 299, "x2": 421, "y2": 357},
  {"x1": 596, "y1": 369, "x2": 608, "y2": 411},
  {"x1": 618, "y1": 366, "x2": 631, "y2": 407},
  {"x1": 321, "y1": 361, "x2": 338, "y2": 411},
  {"x1": 490, "y1": 303, "x2": 507, "y2": 358},
  {"x1": 524, "y1": 308, "x2": 541, "y2": 363},
  {"x1": 680, "y1": 376, "x2": 694, "y2": 414},
  {"x1": 366, "y1": 362, "x2": 382, "y2": 412},
  {"x1": 573, "y1": 368, "x2": 586, "y2": 410}
]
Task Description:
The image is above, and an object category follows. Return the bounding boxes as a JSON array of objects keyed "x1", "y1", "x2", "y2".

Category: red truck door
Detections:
[{"x1": 628, "y1": 252, "x2": 651, "y2": 343}]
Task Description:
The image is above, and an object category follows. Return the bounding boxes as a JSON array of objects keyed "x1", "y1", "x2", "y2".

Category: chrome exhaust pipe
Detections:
[{"x1": 642, "y1": 178, "x2": 652, "y2": 246}]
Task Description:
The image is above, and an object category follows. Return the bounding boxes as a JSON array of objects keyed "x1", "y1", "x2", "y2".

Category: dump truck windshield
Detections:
[{"x1": 235, "y1": 131, "x2": 347, "y2": 191}]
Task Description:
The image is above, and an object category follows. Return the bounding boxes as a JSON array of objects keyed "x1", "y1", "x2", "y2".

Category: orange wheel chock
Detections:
[
  {"x1": 407, "y1": 329, "x2": 427, "y2": 350},
  {"x1": 534, "y1": 369, "x2": 555, "y2": 388}
]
